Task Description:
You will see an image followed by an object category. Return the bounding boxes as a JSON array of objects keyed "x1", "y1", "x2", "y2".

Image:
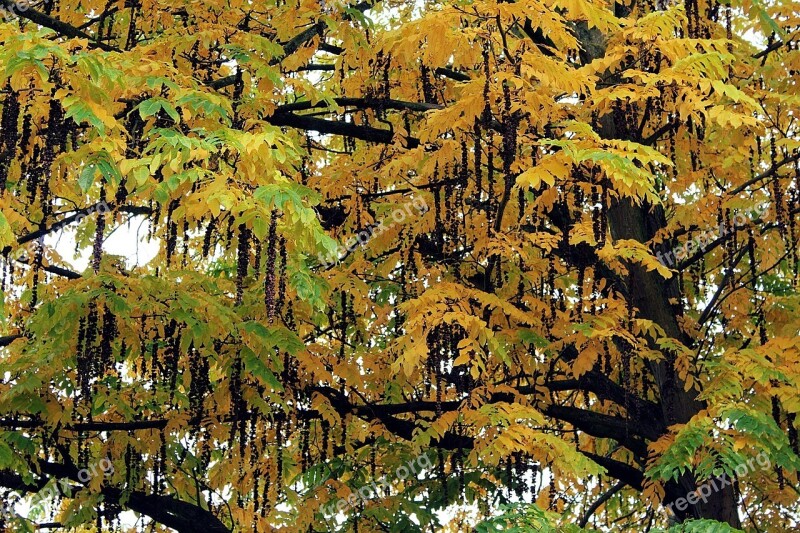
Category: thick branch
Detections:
[
  {"x1": 274, "y1": 97, "x2": 442, "y2": 114},
  {"x1": 1, "y1": 0, "x2": 120, "y2": 52},
  {"x1": 543, "y1": 405, "x2": 650, "y2": 456},
  {"x1": 582, "y1": 452, "x2": 644, "y2": 490},
  {"x1": 103, "y1": 488, "x2": 230, "y2": 533},
  {"x1": 311, "y1": 383, "x2": 654, "y2": 457},
  {"x1": 267, "y1": 111, "x2": 419, "y2": 147},
  {"x1": 0, "y1": 334, "x2": 23, "y2": 347},
  {"x1": 0, "y1": 462, "x2": 230, "y2": 533},
  {"x1": 546, "y1": 371, "x2": 663, "y2": 426}
]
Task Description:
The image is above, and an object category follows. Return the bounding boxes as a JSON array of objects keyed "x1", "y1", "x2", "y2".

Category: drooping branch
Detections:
[
  {"x1": 102, "y1": 488, "x2": 231, "y2": 533},
  {"x1": 0, "y1": 462, "x2": 231, "y2": 533}
]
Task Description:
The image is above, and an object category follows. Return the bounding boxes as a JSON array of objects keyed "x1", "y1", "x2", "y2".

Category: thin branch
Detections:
[
  {"x1": 434, "y1": 66, "x2": 471, "y2": 82},
  {"x1": 210, "y1": 2, "x2": 380, "y2": 89},
  {"x1": 76, "y1": 6, "x2": 120, "y2": 30},
  {"x1": 727, "y1": 151, "x2": 800, "y2": 196},
  {"x1": 697, "y1": 246, "x2": 748, "y2": 325},
  {"x1": 578, "y1": 480, "x2": 626, "y2": 527},
  {"x1": 753, "y1": 31, "x2": 799, "y2": 60},
  {"x1": 641, "y1": 119, "x2": 679, "y2": 146},
  {"x1": 13, "y1": 257, "x2": 82, "y2": 279}
]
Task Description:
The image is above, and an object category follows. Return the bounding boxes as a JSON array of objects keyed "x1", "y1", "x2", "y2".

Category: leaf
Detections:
[
  {"x1": 0, "y1": 211, "x2": 14, "y2": 249},
  {"x1": 241, "y1": 347, "x2": 283, "y2": 391},
  {"x1": 138, "y1": 98, "x2": 180, "y2": 123}
]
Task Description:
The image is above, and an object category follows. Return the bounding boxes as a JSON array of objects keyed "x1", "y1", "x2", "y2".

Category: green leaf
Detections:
[
  {"x1": 0, "y1": 210, "x2": 15, "y2": 249},
  {"x1": 138, "y1": 98, "x2": 180, "y2": 123},
  {"x1": 138, "y1": 98, "x2": 163, "y2": 119},
  {"x1": 241, "y1": 347, "x2": 283, "y2": 391},
  {"x1": 0, "y1": 440, "x2": 14, "y2": 469},
  {"x1": 78, "y1": 151, "x2": 121, "y2": 192},
  {"x1": 63, "y1": 95, "x2": 105, "y2": 134},
  {"x1": 651, "y1": 519, "x2": 745, "y2": 533},
  {"x1": 78, "y1": 163, "x2": 97, "y2": 192}
]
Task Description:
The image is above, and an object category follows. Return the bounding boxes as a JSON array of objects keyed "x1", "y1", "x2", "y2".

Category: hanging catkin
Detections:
[
  {"x1": 788, "y1": 413, "x2": 799, "y2": 457},
  {"x1": 576, "y1": 266, "x2": 585, "y2": 321},
  {"x1": 772, "y1": 396, "x2": 785, "y2": 489},
  {"x1": 165, "y1": 201, "x2": 178, "y2": 267},
  {"x1": 165, "y1": 320, "x2": 181, "y2": 405},
  {"x1": 157, "y1": 430, "x2": 167, "y2": 494},
  {"x1": 339, "y1": 291, "x2": 348, "y2": 361},
  {"x1": 789, "y1": 177, "x2": 798, "y2": 285},
  {"x1": 189, "y1": 342, "x2": 209, "y2": 426},
  {"x1": 229, "y1": 351, "x2": 244, "y2": 444},
  {"x1": 202, "y1": 217, "x2": 216, "y2": 257},
  {"x1": 265, "y1": 210, "x2": 278, "y2": 321},
  {"x1": 771, "y1": 137, "x2": 786, "y2": 228},
  {"x1": 474, "y1": 120, "x2": 483, "y2": 199},
  {"x1": 300, "y1": 417, "x2": 310, "y2": 473},
  {"x1": 260, "y1": 424, "x2": 271, "y2": 517},
  {"x1": 0, "y1": 85, "x2": 20, "y2": 192},
  {"x1": 253, "y1": 238, "x2": 262, "y2": 274},
  {"x1": 99, "y1": 304, "x2": 117, "y2": 375},
  {"x1": 592, "y1": 182, "x2": 602, "y2": 243},
  {"x1": 275, "y1": 417, "x2": 284, "y2": 499},
  {"x1": 182, "y1": 220, "x2": 189, "y2": 268},
  {"x1": 236, "y1": 225, "x2": 249, "y2": 306},
  {"x1": 276, "y1": 237, "x2": 287, "y2": 318},
  {"x1": 487, "y1": 143, "x2": 495, "y2": 233}
]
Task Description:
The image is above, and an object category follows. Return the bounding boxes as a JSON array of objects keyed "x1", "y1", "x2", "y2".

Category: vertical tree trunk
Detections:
[
  {"x1": 607, "y1": 197, "x2": 741, "y2": 527},
  {"x1": 576, "y1": 15, "x2": 742, "y2": 523}
]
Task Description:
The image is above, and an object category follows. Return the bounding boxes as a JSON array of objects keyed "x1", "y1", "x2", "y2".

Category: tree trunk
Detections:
[{"x1": 607, "y1": 197, "x2": 741, "y2": 527}]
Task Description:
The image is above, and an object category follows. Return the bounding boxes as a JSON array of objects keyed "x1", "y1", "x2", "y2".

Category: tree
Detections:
[{"x1": 0, "y1": 0, "x2": 798, "y2": 530}]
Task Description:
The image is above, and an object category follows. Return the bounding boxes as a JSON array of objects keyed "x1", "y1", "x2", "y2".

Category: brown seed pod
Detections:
[
  {"x1": 235, "y1": 225, "x2": 249, "y2": 306},
  {"x1": 264, "y1": 210, "x2": 279, "y2": 321}
]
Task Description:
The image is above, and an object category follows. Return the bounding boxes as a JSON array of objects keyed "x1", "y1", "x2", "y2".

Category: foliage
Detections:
[{"x1": 0, "y1": 0, "x2": 799, "y2": 531}]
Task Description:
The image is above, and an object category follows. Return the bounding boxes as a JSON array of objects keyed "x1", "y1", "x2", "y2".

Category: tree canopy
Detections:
[{"x1": 0, "y1": 0, "x2": 799, "y2": 531}]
